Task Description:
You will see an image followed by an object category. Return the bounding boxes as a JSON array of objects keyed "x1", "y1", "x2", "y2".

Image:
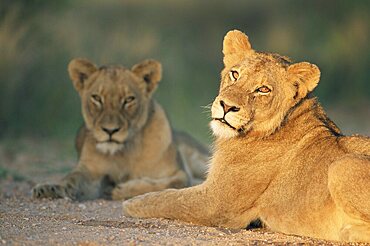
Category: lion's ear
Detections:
[
  {"x1": 68, "y1": 58, "x2": 97, "y2": 92},
  {"x1": 223, "y1": 30, "x2": 253, "y2": 67},
  {"x1": 131, "y1": 59, "x2": 162, "y2": 95},
  {"x1": 288, "y1": 62, "x2": 321, "y2": 99}
]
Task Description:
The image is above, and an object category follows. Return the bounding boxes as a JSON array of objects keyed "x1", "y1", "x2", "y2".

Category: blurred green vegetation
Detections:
[{"x1": 0, "y1": 0, "x2": 369, "y2": 144}]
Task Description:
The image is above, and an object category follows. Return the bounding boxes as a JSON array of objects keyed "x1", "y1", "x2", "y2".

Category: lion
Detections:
[
  {"x1": 122, "y1": 30, "x2": 370, "y2": 242},
  {"x1": 32, "y1": 58, "x2": 209, "y2": 201}
]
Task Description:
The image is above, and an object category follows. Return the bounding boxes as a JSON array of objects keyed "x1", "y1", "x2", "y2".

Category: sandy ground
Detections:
[{"x1": 0, "y1": 139, "x2": 368, "y2": 245}]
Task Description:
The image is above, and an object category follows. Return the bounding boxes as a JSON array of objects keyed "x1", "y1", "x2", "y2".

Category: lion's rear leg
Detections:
[
  {"x1": 339, "y1": 223, "x2": 370, "y2": 242},
  {"x1": 339, "y1": 135, "x2": 370, "y2": 156},
  {"x1": 328, "y1": 155, "x2": 370, "y2": 242}
]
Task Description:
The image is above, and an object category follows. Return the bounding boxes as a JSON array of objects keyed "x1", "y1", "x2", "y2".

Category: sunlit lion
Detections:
[{"x1": 122, "y1": 30, "x2": 370, "y2": 242}]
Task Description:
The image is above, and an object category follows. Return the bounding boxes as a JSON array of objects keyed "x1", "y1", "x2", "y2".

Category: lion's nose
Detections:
[
  {"x1": 102, "y1": 127, "x2": 121, "y2": 136},
  {"x1": 220, "y1": 100, "x2": 240, "y2": 113}
]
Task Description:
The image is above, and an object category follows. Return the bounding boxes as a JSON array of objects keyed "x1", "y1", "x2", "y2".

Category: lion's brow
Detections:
[
  {"x1": 98, "y1": 65, "x2": 129, "y2": 81},
  {"x1": 256, "y1": 52, "x2": 292, "y2": 67},
  {"x1": 98, "y1": 65, "x2": 127, "y2": 71}
]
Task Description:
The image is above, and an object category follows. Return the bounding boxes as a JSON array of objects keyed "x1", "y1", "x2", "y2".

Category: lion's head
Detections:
[
  {"x1": 68, "y1": 58, "x2": 162, "y2": 154},
  {"x1": 210, "y1": 30, "x2": 321, "y2": 139}
]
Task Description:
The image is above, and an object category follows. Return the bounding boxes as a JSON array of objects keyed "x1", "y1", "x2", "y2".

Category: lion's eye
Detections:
[
  {"x1": 256, "y1": 86, "x2": 271, "y2": 95},
  {"x1": 123, "y1": 96, "x2": 136, "y2": 107},
  {"x1": 229, "y1": 70, "x2": 239, "y2": 81},
  {"x1": 91, "y1": 94, "x2": 102, "y2": 105}
]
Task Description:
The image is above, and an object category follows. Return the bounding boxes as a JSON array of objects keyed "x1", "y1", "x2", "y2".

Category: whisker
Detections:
[
  {"x1": 200, "y1": 103, "x2": 212, "y2": 109},
  {"x1": 202, "y1": 109, "x2": 212, "y2": 116},
  {"x1": 201, "y1": 103, "x2": 213, "y2": 115}
]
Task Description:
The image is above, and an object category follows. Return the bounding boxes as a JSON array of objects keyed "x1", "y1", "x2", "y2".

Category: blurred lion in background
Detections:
[{"x1": 32, "y1": 58, "x2": 208, "y2": 201}]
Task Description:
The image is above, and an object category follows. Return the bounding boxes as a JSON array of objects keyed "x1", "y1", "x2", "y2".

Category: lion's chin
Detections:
[
  {"x1": 96, "y1": 142, "x2": 124, "y2": 155},
  {"x1": 210, "y1": 120, "x2": 239, "y2": 139}
]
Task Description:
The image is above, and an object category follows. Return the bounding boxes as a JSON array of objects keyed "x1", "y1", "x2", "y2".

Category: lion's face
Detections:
[
  {"x1": 68, "y1": 59, "x2": 162, "y2": 154},
  {"x1": 211, "y1": 30, "x2": 320, "y2": 139}
]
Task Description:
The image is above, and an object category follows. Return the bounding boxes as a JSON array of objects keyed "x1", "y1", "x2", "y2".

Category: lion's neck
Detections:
[{"x1": 283, "y1": 97, "x2": 341, "y2": 137}]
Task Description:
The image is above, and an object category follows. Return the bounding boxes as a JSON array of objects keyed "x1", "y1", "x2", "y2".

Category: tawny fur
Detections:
[
  {"x1": 32, "y1": 58, "x2": 208, "y2": 201},
  {"x1": 122, "y1": 30, "x2": 370, "y2": 242}
]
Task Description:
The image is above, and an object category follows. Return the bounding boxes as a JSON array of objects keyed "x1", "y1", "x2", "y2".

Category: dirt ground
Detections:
[{"x1": 0, "y1": 139, "x2": 368, "y2": 245}]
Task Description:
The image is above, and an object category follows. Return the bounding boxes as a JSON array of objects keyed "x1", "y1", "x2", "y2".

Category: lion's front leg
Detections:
[
  {"x1": 32, "y1": 170, "x2": 99, "y2": 200},
  {"x1": 112, "y1": 170, "x2": 188, "y2": 200},
  {"x1": 122, "y1": 185, "x2": 222, "y2": 226}
]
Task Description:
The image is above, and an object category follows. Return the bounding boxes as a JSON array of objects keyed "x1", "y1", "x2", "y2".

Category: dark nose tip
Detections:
[
  {"x1": 220, "y1": 100, "x2": 240, "y2": 113},
  {"x1": 102, "y1": 127, "x2": 121, "y2": 136}
]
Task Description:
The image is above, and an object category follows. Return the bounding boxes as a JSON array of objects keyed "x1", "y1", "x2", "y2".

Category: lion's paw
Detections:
[
  {"x1": 122, "y1": 198, "x2": 141, "y2": 217},
  {"x1": 32, "y1": 183, "x2": 66, "y2": 199},
  {"x1": 112, "y1": 183, "x2": 134, "y2": 200},
  {"x1": 32, "y1": 183, "x2": 77, "y2": 200}
]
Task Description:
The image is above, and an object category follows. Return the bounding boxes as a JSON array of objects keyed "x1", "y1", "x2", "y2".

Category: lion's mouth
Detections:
[
  {"x1": 105, "y1": 139, "x2": 122, "y2": 144},
  {"x1": 213, "y1": 118, "x2": 250, "y2": 134},
  {"x1": 213, "y1": 118, "x2": 236, "y2": 130}
]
